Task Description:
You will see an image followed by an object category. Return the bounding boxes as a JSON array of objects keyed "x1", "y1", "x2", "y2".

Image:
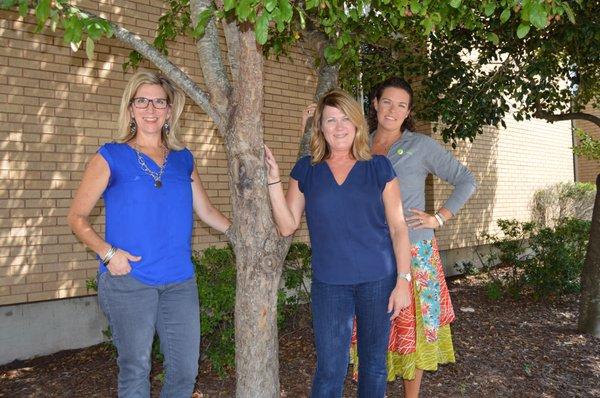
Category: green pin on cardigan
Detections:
[{"x1": 396, "y1": 147, "x2": 404, "y2": 156}]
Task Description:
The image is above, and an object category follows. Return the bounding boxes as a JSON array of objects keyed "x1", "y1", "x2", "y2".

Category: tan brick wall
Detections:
[
  {"x1": 1, "y1": 4, "x2": 579, "y2": 305},
  {"x1": 432, "y1": 115, "x2": 575, "y2": 251},
  {"x1": 0, "y1": 4, "x2": 315, "y2": 305},
  {"x1": 574, "y1": 105, "x2": 600, "y2": 183}
]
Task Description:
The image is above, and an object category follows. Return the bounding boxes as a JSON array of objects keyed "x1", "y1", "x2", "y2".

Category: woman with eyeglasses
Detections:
[{"x1": 68, "y1": 70, "x2": 230, "y2": 397}]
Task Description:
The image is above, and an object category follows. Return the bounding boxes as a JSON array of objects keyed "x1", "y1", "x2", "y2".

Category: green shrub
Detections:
[
  {"x1": 478, "y1": 219, "x2": 535, "y2": 299},
  {"x1": 193, "y1": 242, "x2": 312, "y2": 376},
  {"x1": 194, "y1": 245, "x2": 237, "y2": 376},
  {"x1": 523, "y1": 218, "x2": 590, "y2": 299},
  {"x1": 453, "y1": 260, "x2": 478, "y2": 275},
  {"x1": 477, "y1": 218, "x2": 590, "y2": 300}
]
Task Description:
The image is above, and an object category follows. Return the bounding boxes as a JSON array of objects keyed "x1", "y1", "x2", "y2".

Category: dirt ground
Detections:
[{"x1": 1, "y1": 275, "x2": 599, "y2": 397}]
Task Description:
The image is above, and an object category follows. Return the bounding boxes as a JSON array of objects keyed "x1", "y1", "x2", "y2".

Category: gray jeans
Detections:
[{"x1": 98, "y1": 272, "x2": 200, "y2": 398}]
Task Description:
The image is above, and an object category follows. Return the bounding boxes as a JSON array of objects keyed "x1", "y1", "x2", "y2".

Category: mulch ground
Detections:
[{"x1": 1, "y1": 274, "x2": 599, "y2": 397}]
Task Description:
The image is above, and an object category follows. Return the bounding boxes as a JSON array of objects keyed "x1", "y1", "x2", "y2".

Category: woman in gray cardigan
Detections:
[{"x1": 301, "y1": 77, "x2": 477, "y2": 397}]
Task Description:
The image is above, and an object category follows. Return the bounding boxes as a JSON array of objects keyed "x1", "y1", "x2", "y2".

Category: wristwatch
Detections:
[{"x1": 397, "y1": 272, "x2": 412, "y2": 283}]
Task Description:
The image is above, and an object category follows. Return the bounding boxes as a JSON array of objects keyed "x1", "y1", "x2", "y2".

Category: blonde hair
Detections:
[
  {"x1": 116, "y1": 70, "x2": 186, "y2": 150},
  {"x1": 310, "y1": 89, "x2": 371, "y2": 163}
]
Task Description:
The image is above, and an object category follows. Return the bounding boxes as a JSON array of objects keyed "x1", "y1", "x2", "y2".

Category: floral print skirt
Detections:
[{"x1": 350, "y1": 238, "x2": 456, "y2": 381}]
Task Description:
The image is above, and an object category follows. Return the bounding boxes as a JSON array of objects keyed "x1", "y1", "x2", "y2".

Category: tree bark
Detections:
[
  {"x1": 578, "y1": 174, "x2": 600, "y2": 337},
  {"x1": 223, "y1": 26, "x2": 289, "y2": 398}
]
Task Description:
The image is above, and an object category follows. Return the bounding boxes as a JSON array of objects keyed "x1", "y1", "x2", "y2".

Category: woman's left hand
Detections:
[
  {"x1": 264, "y1": 145, "x2": 281, "y2": 183},
  {"x1": 388, "y1": 279, "x2": 411, "y2": 320},
  {"x1": 405, "y1": 208, "x2": 439, "y2": 230}
]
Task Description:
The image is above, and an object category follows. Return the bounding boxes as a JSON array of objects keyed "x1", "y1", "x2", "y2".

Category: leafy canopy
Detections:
[{"x1": 2, "y1": 0, "x2": 591, "y2": 145}]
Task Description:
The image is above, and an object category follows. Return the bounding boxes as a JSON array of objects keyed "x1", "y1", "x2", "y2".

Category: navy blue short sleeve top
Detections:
[
  {"x1": 98, "y1": 142, "x2": 195, "y2": 285},
  {"x1": 291, "y1": 155, "x2": 397, "y2": 285}
]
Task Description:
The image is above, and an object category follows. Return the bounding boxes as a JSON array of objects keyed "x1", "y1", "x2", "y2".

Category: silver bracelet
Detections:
[
  {"x1": 102, "y1": 246, "x2": 117, "y2": 265},
  {"x1": 434, "y1": 213, "x2": 445, "y2": 228}
]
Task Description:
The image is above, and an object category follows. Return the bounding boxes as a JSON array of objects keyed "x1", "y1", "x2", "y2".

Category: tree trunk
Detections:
[
  {"x1": 224, "y1": 28, "x2": 291, "y2": 398},
  {"x1": 578, "y1": 174, "x2": 600, "y2": 337}
]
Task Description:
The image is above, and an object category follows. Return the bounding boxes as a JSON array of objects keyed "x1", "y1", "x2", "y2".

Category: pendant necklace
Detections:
[{"x1": 133, "y1": 143, "x2": 169, "y2": 188}]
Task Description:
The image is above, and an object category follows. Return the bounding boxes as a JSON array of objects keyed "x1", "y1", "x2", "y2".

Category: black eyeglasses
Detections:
[{"x1": 130, "y1": 97, "x2": 169, "y2": 109}]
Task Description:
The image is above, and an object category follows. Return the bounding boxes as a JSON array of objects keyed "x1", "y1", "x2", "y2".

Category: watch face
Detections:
[{"x1": 399, "y1": 272, "x2": 411, "y2": 282}]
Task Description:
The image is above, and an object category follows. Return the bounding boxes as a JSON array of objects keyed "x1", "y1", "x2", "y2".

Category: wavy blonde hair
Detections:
[
  {"x1": 310, "y1": 89, "x2": 371, "y2": 163},
  {"x1": 116, "y1": 70, "x2": 186, "y2": 150}
]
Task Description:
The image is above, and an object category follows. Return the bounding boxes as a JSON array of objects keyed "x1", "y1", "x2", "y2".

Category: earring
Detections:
[
  {"x1": 129, "y1": 119, "x2": 137, "y2": 135},
  {"x1": 162, "y1": 121, "x2": 170, "y2": 136}
]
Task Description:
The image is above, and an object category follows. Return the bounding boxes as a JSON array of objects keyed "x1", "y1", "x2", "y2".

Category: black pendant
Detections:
[{"x1": 154, "y1": 180, "x2": 162, "y2": 188}]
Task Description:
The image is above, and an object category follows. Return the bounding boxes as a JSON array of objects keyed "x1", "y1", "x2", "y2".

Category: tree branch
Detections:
[
  {"x1": 298, "y1": 30, "x2": 339, "y2": 158},
  {"x1": 73, "y1": 7, "x2": 221, "y2": 125},
  {"x1": 221, "y1": 16, "x2": 242, "y2": 86},
  {"x1": 534, "y1": 107, "x2": 600, "y2": 127},
  {"x1": 233, "y1": 25, "x2": 263, "y2": 139},
  {"x1": 191, "y1": 0, "x2": 231, "y2": 122}
]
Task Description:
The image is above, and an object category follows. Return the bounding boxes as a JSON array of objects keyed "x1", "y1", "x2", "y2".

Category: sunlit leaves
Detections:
[
  {"x1": 192, "y1": 8, "x2": 213, "y2": 38},
  {"x1": 85, "y1": 36, "x2": 94, "y2": 60},
  {"x1": 517, "y1": 23, "x2": 531, "y2": 38},
  {"x1": 487, "y1": 32, "x2": 499, "y2": 45},
  {"x1": 500, "y1": 8, "x2": 511, "y2": 24},
  {"x1": 255, "y1": 11, "x2": 269, "y2": 45},
  {"x1": 34, "y1": 0, "x2": 51, "y2": 31}
]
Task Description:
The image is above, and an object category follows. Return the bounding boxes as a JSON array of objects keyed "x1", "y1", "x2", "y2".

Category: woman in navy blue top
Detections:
[
  {"x1": 67, "y1": 71, "x2": 231, "y2": 397},
  {"x1": 265, "y1": 90, "x2": 412, "y2": 397}
]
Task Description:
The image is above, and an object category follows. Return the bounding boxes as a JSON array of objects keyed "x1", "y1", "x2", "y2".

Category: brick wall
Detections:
[
  {"x1": 0, "y1": 4, "x2": 579, "y2": 306},
  {"x1": 432, "y1": 115, "x2": 575, "y2": 251},
  {"x1": 0, "y1": 4, "x2": 315, "y2": 305},
  {"x1": 574, "y1": 105, "x2": 600, "y2": 183}
]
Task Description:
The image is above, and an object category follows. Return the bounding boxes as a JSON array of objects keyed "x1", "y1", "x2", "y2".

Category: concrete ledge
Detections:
[{"x1": 0, "y1": 296, "x2": 108, "y2": 365}]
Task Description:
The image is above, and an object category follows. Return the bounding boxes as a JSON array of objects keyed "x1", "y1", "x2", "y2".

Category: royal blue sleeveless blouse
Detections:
[{"x1": 97, "y1": 142, "x2": 195, "y2": 285}]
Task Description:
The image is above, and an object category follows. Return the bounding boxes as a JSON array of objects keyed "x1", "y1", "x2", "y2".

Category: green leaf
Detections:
[
  {"x1": 87, "y1": 21, "x2": 103, "y2": 41},
  {"x1": 487, "y1": 32, "x2": 499, "y2": 45},
  {"x1": 278, "y1": 0, "x2": 293, "y2": 21},
  {"x1": 1, "y1": 0, "x2": 19, "y2": 10},
  {"x1": 305, "y1": 0, "x2": 319, "y2": 10},
  {"x1": 298, "y1": 8, "x2": 306, "y2": 29},
  {"x1": 529, "y1": 3, "x2": 547, "y2": 29},
  {"x1": 85, "y1": 36, "x2": 94, "y2": 60},
  {"x1": 500, "y1": 8, "x2": 511, "y2": 24},
  {"x1": 562, "y1": 3, "x2": 576, "y2": 24},
  {"x1": 421, "y1": 17, "x2": 434, "y2": 36},
  {"x1": 192, "y1": 8, "x2": 213, "y2": 38},
  {"x1": 223, "y1": 0, "x2": 235, "y2": 12},
  {"x1": 18, "y1": 0, "x2": 28, "y2": 17},
  {"x1": 323, "y1": 45, "x2": 341, "y2": 63},
  {"x1": 449, "y1": 0, "x2": 461, "y2": 9},
  {"x1": 35, "y1": 0, "x2": 51, "y2": 23},
  {"x1": 484, "y1": 2, "x2": 495, "y2": 17},
  {"x1": 516, "y1": 22, "x2": 530, "y2": 39},
  {"x1": 410, "y1": 0, "x2": 422, "y2": 15},
  {"x1": 236, "y1": 0, "x2": 253, "y2": 21},
  {"x1": 264, "y1": 0, "x2": 277, "y2": 13},
  {"x1": 254, "y1": 12, "x2": 269, "y2": 45}
]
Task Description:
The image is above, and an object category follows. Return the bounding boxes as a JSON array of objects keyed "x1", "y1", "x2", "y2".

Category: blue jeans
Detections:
[
  {"x1": 310, "y1": 274, "x2": 396, "y2": 398},
  {"x1": 98, "y1": 272, "x2": 200, "y2": 398}
]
